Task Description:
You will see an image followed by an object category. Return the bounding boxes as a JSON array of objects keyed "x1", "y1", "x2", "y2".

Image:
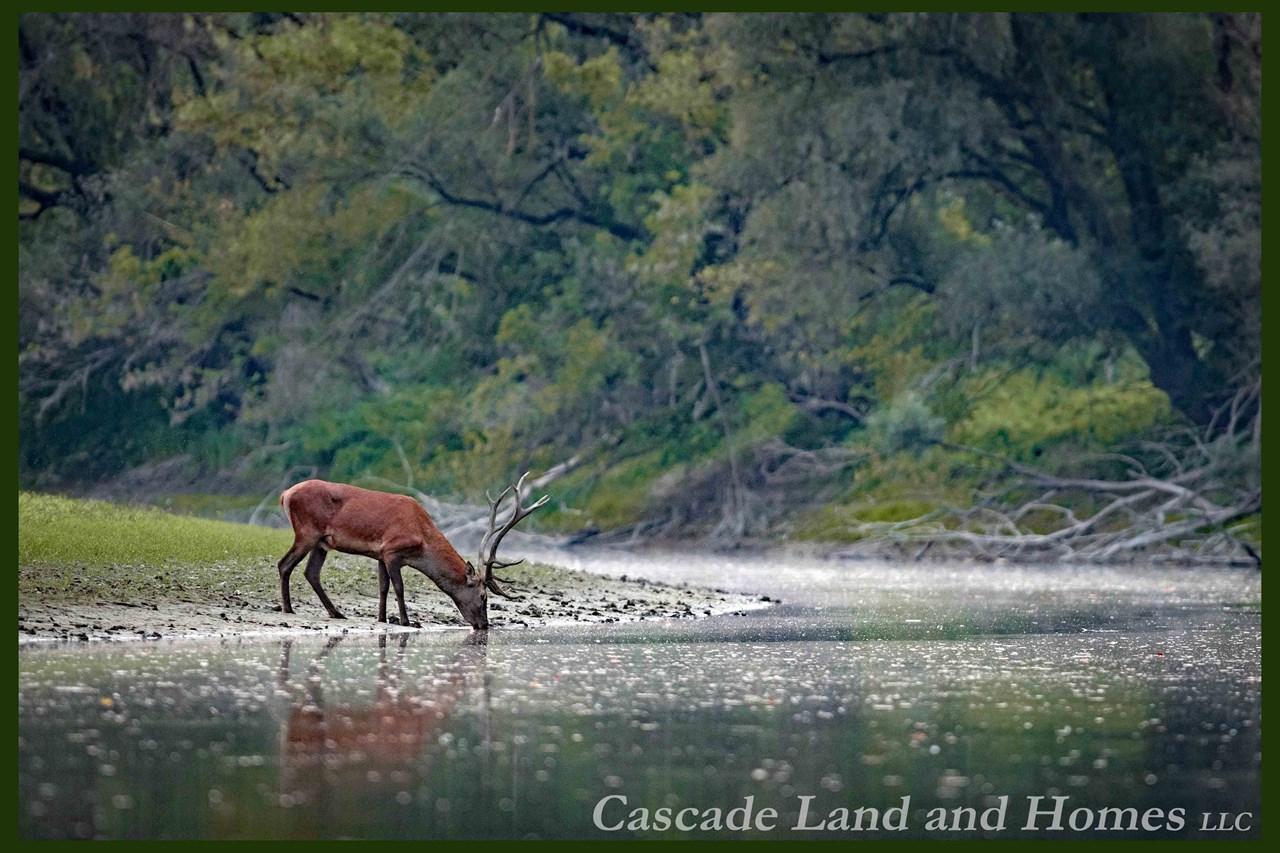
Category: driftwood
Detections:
[
  {"x1": 756, "y1": 438, "x2": 864, "y2": 485},
  {"x1": 835, "y1": 423, "x2": 1261, "y2": 567}
]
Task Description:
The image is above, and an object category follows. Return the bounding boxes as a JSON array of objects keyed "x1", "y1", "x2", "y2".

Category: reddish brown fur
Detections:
[{"x1": 281, "y1": 480, "x2": 469, "y2": 582}]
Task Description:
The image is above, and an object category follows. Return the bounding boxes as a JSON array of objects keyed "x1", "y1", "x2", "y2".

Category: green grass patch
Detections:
[
  {"x1": 19, "y1": 491, "x2": 313, "y2": 603},
  {"x1": 20, "y1": 491, "x2": 293, "y2": 566}
]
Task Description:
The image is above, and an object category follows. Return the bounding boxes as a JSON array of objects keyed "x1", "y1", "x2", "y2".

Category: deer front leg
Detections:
[
  {"x1": 384, "y1": 557, "x2": 420, "y2": 628},
  {"x1": 376, "y1": 560, "x2": 389, "y2": 623}
]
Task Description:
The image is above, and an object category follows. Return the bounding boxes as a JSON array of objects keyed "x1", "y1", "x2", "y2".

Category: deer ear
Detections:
[{"x1": 465, "y1": 560, "x2": 477, "y2": 580}]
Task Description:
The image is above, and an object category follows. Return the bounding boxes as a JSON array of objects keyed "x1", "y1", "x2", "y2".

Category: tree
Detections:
[
  {"x1": 19, "y1": 13, "x2": 219, "y2": 220},
  {"x1": 17, "y1": 12, "x2": 1259, "y2": 557},
  {"x1": 702, "y1": 12, "x2": 1259, "y2": 428}
]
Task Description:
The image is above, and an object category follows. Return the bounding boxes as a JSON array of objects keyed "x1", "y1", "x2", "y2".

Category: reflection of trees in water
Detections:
[{"x1": 272, "y1": 633, "x2": 490, "y2": 836}]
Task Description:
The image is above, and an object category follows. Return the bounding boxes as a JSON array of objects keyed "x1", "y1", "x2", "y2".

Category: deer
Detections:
[{"x1": 277, "y1": 472, "x2": 548, "y2": 630}]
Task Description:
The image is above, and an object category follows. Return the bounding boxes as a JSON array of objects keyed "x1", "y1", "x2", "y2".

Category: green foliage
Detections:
[
  {"x1": 863, "y1": 393, "x2": 945, "y2": 456},
  {"x1": 846, "y1": 291, "x2": 938, "y2": 402},
  {"x1": 950, "y1": 368, "x2": 1171, "y2": 460},
  {"x1": 736, "y1": 382, "x2": 799, "y2": 442},
  {"x1": 850, "y1": 445, "x2": 991, "y2": 509},
  {"x1": 931, "y1": 208, "x2": 1105, "y2": 357},
  {"x1": 542, "y1": 21, "x2": 727, "y2": 217},
  {"x1": 575, "y1": 451, "x2": 668, "y2": 531},
  {"x1": 176, "y1": 14, "x2": 432, "y2": 179},
  {"x1": 18, "y1": 13, "x2": 1259, "y2": 547},
  {"x1": 283, "y1": 383, "x2": 469, "y2": 489},
  {"x1": 19, "y1": 383, "x2": 202, "y2": 488}
]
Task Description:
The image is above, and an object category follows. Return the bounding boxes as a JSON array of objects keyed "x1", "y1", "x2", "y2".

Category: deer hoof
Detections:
[{"x1": 331, "y1": 612, "x2": 346, "y2": 620}]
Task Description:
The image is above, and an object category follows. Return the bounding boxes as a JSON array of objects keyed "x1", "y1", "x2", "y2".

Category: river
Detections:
[{"x1": 18, "y1": 547, "x2": 1261, "y2": 839}]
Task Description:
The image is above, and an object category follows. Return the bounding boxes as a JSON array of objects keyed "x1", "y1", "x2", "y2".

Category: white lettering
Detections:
[
  {"x1": 982, "y1": 797, "x2": 1008, "y2": 830},
  {"x1": 593, "y1": 795, "x2": 626, "y2": 831},
  {"x1": 1024, "y1": 796, "x2": 1069, "y2": 830},
  {"x1": 1098, "y1": 807, "x2": 1139, "y2": 831},
  {"x1": 1068, "y1": 807, "x2": 1094, "y2": 831},
  {"x1": 884, "y1": 796, "x2": 911, "y2": 831},
  {"x1": 794, "y1": 796, "x2": 825, "y2": 831},
  {"x1": 726, "y1": 796, "x2": 755, "y2": 831}
]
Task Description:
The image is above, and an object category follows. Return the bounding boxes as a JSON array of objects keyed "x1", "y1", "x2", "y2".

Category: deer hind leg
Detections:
[
  {"x1": 376, "y1": 560, "x2": 390, "y2": 623},
  {"x1": 277, "y1": 538, "x2": 317, "y2": 614},
  {"x1": 303, "y1": 546, "x2": 345, "y2": 619}
]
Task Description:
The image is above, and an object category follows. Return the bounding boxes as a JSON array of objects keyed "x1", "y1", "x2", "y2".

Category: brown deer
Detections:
[{"x1": 277, "y1": 473, "x2": 548, "y2": 630}]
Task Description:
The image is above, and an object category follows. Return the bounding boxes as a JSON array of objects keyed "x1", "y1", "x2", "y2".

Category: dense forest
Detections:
[{"x1": 19, "y1": 12, "x2": 1261, "y2": 562}]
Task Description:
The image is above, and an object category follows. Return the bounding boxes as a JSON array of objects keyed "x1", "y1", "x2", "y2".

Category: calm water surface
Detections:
[{"x1": 18, "y1": 550, "x2": 1261, "y2": 839}]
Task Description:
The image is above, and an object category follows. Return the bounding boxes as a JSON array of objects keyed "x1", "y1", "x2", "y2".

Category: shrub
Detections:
[{"x1": 863, "y1": 392, "x2": 945, "y2": 456}]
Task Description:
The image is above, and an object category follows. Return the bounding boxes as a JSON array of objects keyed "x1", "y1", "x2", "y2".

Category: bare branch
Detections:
[
  {"x1": 832, "y1": 435, "x2": 1261, "y2": 566},
  {"x1": 401, "y1": 163, "x2": 646, "y2": 243}
]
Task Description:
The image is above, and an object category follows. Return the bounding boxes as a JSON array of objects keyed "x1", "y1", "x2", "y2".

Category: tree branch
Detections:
[{"x1": 405, "y1": 165, "x2": 647, "y2": 243}]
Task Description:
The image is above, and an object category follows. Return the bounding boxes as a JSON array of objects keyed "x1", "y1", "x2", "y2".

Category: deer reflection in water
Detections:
[{"x1": 272, "y1": 632, "x2": 491, "y2": 834}]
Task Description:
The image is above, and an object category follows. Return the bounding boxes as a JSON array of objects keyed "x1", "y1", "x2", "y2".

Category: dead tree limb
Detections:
[{"x1": 836, "y1": 427, "x2": 1261, "y2": 566}]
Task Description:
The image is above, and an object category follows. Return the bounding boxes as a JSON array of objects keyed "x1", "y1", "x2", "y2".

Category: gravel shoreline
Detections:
[{"x1": 18, "y1": 562, "x2": 772, "y2": 645}]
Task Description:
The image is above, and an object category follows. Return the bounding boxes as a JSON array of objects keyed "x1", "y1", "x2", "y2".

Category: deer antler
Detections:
[{"x1": 477, "y1": 471, "x2": 549, "y2": 598}]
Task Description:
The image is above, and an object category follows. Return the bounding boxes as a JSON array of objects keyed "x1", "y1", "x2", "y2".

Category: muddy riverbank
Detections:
[{"x1": 18, "y1": 561, "x2": 771, "y2": 644}]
